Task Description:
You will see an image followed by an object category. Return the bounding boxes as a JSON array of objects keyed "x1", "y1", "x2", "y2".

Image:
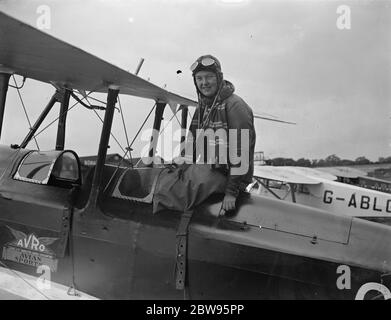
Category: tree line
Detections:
[{"x1": 266, "y1": 154, "x2": 391, "y2": 167}]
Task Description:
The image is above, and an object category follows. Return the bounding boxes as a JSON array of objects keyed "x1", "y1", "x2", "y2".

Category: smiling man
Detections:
[
  {"x1": 153, "y1": 55, "x2": 255, "y2": 215},
  {"x1": 194, "y1": 70, "x2": 219, "y2": 97},
  {"x1": 188, "y1": 54, "x2": 256, "y2": 213}
]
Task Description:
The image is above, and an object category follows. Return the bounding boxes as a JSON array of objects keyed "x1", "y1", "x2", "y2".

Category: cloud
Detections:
[{"x1": 0, "y1": 0, "x2": 390, "y2": 160}]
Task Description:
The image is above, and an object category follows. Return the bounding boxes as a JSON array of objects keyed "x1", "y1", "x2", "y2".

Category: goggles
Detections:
[{"x1": 190, "y1": 57, "x2": 218, "y2": 72}]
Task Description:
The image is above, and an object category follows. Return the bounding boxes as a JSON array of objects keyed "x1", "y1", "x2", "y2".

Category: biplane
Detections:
[
  {"x1": 0, "y1": 12, "x2": 390, "y2": 300},
  {"x1": 317, "y1": 166, "x2": 391, "y2": 194},
  {"x1": 251, "y1": 166, "x2": 391, "y2": 225}
]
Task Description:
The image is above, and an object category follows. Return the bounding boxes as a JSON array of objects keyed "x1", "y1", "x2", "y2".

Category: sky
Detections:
[{"x1": 0, "y1": 0, "x2": 390, "y2": 161}]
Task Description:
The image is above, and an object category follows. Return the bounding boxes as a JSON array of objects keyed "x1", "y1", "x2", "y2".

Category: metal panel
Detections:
[{"x1": 227, "y1": 195, "x2": 352, "y2": 244}]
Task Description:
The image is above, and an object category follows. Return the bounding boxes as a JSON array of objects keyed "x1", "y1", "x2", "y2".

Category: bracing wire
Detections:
[
  {"x1": 102, "y1": 102, "x2": 157, "y2": 194},
  {"x1": 159, "y1": 112, "x2": 177, "y2": 136},
  {"x1": 129, "y1": 103, "x2": 156, "y2": 149},
  {"x1": 12, "y1": 75, "x2": 40, "y2": 150},
  {"x1": 0, "y1": 260, "x2": 51, "y2": 300},
  {"x1": 9, "y1": 76, "x2": 26, "y2": 90},
  {"x1": 134, "y1": 105, "x2": 191, "y2": 167},
  {"x1": 90, "y1": 105, "x2": 127, "y2": 156},
  {"x1": 118, "y1": 96, "x2": 132, "y2": 162},
  {"x1": 188, "y1": 110, "x2": 193, "y2": 125},
  {"x1": 173, "y1": 109, "x2": 182, "y2": 127},
  {"x1": 33, "y1": 89, "x2": 96, "y2": 140},
  {"x1": 83, "y1": 95, "x2": 106, "y2": 105}
]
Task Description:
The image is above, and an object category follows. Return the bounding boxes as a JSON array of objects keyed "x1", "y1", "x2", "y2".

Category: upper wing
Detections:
[
  {"x1": 253, "y1": 166, "x2": 320, "y2": 184},
  {"x1": 0, "y1": 12, "x2": 197, "y2": 107},
  {"x1": 283, "y1": 166, "x2": 338, "y2": 181},
  {"x1": 317, "y1": 166, "x2": 367, "y2": 179}
]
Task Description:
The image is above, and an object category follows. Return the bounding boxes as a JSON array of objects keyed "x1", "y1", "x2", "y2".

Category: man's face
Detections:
[{"x1": 195, "y1": 70, "x2": 218, "y2": 97}]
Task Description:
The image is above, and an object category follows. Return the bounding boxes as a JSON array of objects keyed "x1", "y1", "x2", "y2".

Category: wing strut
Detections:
[
  {"x1": 254, "y1": 177, "x2": 282, "y2": 200},
  {"x1": 148, "y1": 102, "x2": 166, "y2": 160},
  {"x1": 289, "y1": 183, "x2": 297, "y2": 203},
  {"x1": 20, "y1": 90, "x2": 61, "y2": 148},
  {"x1": 56, "y1": 89, "x2": 71, "y2": 151},
  {"x1": 180, "y1": 106, "x2": 188, "y2": 157},
  {"x1": 85, "y1": 87, "x2": 120, "y2": 211},
  {"x1": 0, "y1": 73, "x2": 11, "y2": 140}
]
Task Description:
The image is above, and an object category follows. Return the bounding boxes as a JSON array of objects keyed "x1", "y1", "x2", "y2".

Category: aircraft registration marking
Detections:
[{"x1": 323, "y1": 190, "x2": 391, "y2": 213}]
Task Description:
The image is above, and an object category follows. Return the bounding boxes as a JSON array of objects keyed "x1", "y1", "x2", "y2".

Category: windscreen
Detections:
[{"x1": 14, "y1": 150, "x2": 80, "y2": 185}]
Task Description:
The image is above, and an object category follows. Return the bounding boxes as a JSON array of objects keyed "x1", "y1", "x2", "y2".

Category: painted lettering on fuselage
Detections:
[{"x1": 322, "y1": 189, "x2": 391, "y2": 213}]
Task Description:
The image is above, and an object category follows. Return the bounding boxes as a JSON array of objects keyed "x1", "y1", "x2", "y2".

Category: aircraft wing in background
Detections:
[
  {"x1": 253, "y1": 166, "x2": 321, "y2": 185},
  {"x1": 317, "y1": 166, "x2": 367, "y2": 179}
]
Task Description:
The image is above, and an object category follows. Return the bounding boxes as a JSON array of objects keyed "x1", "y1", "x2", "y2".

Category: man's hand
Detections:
[{"x1": 219, "y1": 193, "x2": 237, "y2": 216}]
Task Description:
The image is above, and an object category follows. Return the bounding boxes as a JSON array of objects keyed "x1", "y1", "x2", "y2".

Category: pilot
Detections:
[{"x1": 153, "y1": 54, "x2": 255, "y2": 215}]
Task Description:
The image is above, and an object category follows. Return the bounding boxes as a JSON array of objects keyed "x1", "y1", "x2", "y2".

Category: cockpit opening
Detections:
[{"x1": 14, "y1": 150, "x2": 81, "y2": 188}]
